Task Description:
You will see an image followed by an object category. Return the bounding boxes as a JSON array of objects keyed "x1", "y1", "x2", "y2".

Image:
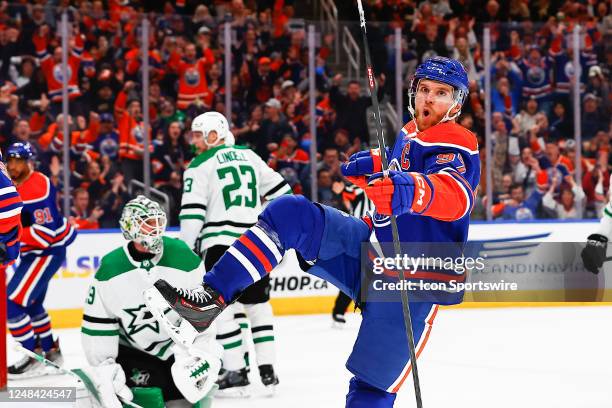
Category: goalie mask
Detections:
[
  {"x1": 119, "y1": 195, "x2": 167, "y2": 254},
  {"x1": 407, "y1": 56, "x2": 469, "y2": 128},
  {"x1": 191, "y1": 111, "x2": 235, "y2": 148}
]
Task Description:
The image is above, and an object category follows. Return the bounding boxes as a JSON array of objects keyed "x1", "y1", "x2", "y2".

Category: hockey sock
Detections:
[
  {"x1": 244, "y1": 303, "x2": 275, "y2": 366},
  {"x1": 204, "y1": 196, "x2": 325, "y2": 302},
  {"x1": 31, "y1": 312, "x2": 54, "y2": 351},
  {"x1": 204, "y1": 225, "x2": 283, "y2": 302},
  {"x1": 216, "y1": 306, "x2": 245, "y2": 371},
  {"x1": 7, "y1": 311, "x2": 37, "y2": 352}
]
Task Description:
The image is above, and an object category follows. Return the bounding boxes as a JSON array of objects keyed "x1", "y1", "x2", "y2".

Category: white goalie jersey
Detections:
[
  {"x1": 179, "y1": 144, "x2": 292, "y2": 251},
  {"x1": 81, "y1": 237, "x2": 206, "y2": 364}
]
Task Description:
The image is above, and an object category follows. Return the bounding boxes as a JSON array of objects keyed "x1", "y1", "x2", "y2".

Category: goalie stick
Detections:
[
  {"x1": 12, "y1": 344, "x2": 143, "y2": 408},
  {"x1": 356, "y1": 1, "x2": 423, "y2": 407}
]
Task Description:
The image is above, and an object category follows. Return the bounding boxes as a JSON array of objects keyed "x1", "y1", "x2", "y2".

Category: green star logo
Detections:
[
  {"x1": 123, "y1": 304, "x2": 159, "y2": 336},
  {"x1": 140, "y1": 259, "x2": 154, "y2": 271}
]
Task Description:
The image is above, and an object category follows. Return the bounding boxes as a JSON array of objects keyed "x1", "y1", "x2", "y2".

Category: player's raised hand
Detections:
[{"x1": 341, "y1": 148, "x2": 384, "y2": 189}]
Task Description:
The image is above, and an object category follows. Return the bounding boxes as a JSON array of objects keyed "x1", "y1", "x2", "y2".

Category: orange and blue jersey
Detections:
[
  {"x1": 373, "y1": 120, "x2": 479, "y2": 243},
  {"x1": 0, "y1": 165, "x2": 23, "y2": 264},
  {"x1": 201, "y1": 119, "x2": 480, "y2": 398},
  {"x1": 17, "y1": 172, "x2": 76, "y2": 255}
]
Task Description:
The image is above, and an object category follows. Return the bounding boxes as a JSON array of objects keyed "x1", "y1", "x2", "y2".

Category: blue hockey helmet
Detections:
[
  {"x1": 6, "y1": 142, "x2": 34, "y2": 161},
  {"x1": 408, "y1": 57, "x2": 469, "y2": 124}
]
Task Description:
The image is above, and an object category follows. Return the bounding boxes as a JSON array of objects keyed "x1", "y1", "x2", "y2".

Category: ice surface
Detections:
[{"x1": 7, "y1": 306, "x2": 612, "y2": 407}]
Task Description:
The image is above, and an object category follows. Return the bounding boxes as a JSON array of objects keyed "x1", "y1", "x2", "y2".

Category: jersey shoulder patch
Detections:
[
  {"x1": 158, "y1": 237, "x2": 201, "y2": 272},
  {"x1": 95, "y1": 246, "x2": 134, "y2": 282},
  {"x1": 18, "y1": 172, "x2": 50, "y2": 203},
  {"x1": 416, "y1": 123, "x2": 478, "y2": 154}
]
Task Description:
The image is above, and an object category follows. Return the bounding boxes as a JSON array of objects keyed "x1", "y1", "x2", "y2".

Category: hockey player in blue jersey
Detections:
[
  {"x1": 5, "y1": 142, "x2": 77, "y2": 378},
  {"x1": 146, "y1": 57, "x2": 480, "y2": 407}
]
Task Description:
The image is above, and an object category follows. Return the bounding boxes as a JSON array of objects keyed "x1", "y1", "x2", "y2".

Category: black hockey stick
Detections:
[{"x1": 356, "y1": 1, "x2": 423, "y2": 406}]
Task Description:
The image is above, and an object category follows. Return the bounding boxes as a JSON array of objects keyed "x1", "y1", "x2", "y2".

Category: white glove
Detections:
[
  {"x1": 83, "y1": 359, "x2": 133, "y2": 408},
  {"x1": 171, "y1": 327, "x2": 222, "y2": 404}
]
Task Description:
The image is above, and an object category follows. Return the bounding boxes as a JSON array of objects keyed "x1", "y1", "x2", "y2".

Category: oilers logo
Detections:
[
  {"x1": 131, "y1": 125, "x2": 144, "y2": 144},
  {"x1": 53, "y1": 64, "x2": 72, "y2": 83},
  {"x1": 563, "y1": 61, "x2": 574, "y2": 79},
  {"x1": 184, "y1": 67, "x2": 201, "y2": 86},
  {"x1": 99, "y1": 137, "x2": 118, "y2": 158},
  {"x1": 515, "y1": 207, "x2": 535, "y2": 221},
  {"x1": 526, "y1": 66, "x2": 545, "y2": 86}
]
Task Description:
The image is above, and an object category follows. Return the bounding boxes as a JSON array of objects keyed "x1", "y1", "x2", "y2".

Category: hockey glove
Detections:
[
  {"x1": 581, "y1": 234, "x2": 608, "y2": 274},
  {"x1": 365, "y1": 171, "x2": 432, "y2": 216},
  {"x1": 342, "y1": 148, "x2": 385, "y2": 189},
  {"x1": 83, "y1": 358, "x2": 133, "y2": 408}
]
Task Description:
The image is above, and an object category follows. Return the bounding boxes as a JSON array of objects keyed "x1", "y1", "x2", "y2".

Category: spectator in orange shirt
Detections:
[{"x1": 69, "y1": 188, "x2": 103, "y2": 230}]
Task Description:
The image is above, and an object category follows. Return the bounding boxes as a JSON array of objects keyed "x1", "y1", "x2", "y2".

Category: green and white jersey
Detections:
[
  {"x1": 179, "y1": 145, "x2": 292, "y2": 251},
  {"x1": 596, "y1": 200, "x2": 612, "y2": 239},
  {"x1": 81, "y1": 237, "x2": 204, "y2": 364}
]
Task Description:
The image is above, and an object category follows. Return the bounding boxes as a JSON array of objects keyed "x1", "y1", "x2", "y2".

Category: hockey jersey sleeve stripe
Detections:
[
  {"x1": 0, "y1": 206, "x2": 22, "y2": 220},
  {"x1": 179, "y1": 214, "x2": 206, "y2": 221},
  {"x1": 262, "y1": 180, "x2": 291, "y2": 198},
  {"x1": 203, "y1": 220, "x2": 255, "y2": 228},
  {"x1": 82, "y1": 314, "x2": 118, "y2": 324},
  {"x1": 81, "y1": 327, "x2": 120, "y2": 336},
  {"x1": 181, "y1": 203, "x2": 207, "y2": 211},
  {"x1": 420, "y1": 172, "x2": 472, "y2": 221}
]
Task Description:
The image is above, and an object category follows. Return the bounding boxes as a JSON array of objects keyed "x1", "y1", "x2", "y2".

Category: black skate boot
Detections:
[
  {"x1": 45, "y1": 339, "x2": 63, "y2": 366},
  {"x1": 153, "y1": 280, "x2": 226, "y2": 333},
  {"x1": 332, "y1": 313, "x2": 346, "y2": 328},
  {"x1": 216, "y1": 368, "x2": 250, "y2": 397},
  {"x1": 259, "y1": 364, "x2": 279, "y2": 387}
]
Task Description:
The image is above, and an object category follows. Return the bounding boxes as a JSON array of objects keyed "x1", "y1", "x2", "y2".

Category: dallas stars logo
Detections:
[
  {"x1": 124, "y1": 304, "x2": 159, "y2": 336},
  {"x1": 140, "y1": 259, "x2": 154, "y2": 271}
]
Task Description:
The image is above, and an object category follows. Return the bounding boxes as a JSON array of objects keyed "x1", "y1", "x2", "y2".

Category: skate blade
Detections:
[
  {"x1": 7, "y1": 365, "x2": 62, "y2": 380},
  {"x1": 143, "y1": 287, "x2": 198, "y2": 347},
  {"x1": 215, "y1": 386, "x2": 250, "y2": 398},
  {"x1": 261, "y1": 384, "x2": 277, "y2": 397},
  {"x1": 331, "y1": 321, "x2": 346, "y2": 329}
]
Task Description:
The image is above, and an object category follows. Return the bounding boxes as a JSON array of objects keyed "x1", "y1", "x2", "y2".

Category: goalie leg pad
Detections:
[{"x1": 131, "y1": 387, "x2": 165, "y2": 408}]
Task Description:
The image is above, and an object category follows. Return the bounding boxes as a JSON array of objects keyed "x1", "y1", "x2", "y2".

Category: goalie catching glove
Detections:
[
  {"x1": 171, "y1": 331, "x2": 223, "y2": 404},
  {"x1": 581, "y1": 234, "x2": 608, "y2": 274}
]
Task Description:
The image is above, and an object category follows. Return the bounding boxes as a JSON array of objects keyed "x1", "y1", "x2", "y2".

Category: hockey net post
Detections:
[{"x1": 0, "y1": 265, "x2": 7, "y2": 389}]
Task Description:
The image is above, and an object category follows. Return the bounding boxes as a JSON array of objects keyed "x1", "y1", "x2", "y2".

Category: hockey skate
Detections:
[
  {"x1": 7, "y1": 354, "x2": 45, "y2": 379},
  {"x1": 215, "y1": 368, "x2": 250, "y2": 398},
  {"x1": 45, "y1": 339, "x2": 64, "y2": 366},
  {"x1": 144, "y1": 280, "x2": 226, "y2": 347},
  {"x1": 332, "y1": 313, "x2": 346, "y2": 329},
  {"x1": 8, "y1": 339, "x2": 65, "y2": 379},
  {"x1": 259, "y1": 364, "x2": 279, "y2": 396}
]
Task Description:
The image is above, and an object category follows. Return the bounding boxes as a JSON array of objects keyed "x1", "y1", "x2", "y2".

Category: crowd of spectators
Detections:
[
  {"x1": 0, "y1": 0, "x2": 610, "y2": 228},
  {"x1": 364, "y1": 0, "x2": 612, "y2": 221}
]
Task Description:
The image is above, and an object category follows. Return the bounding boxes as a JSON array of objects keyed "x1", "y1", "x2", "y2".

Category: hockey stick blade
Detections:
[{"x1": 12, "y1": 343, "x2": 143, "y2": 408}]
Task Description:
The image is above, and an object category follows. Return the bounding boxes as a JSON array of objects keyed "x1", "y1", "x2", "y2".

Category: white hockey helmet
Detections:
[
  {"x1": 119, "y1": 195, "x2": 167, "y2": 254},
  {"x1": 191, "y1": 111, "x2": 234, "y2": 147}
]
